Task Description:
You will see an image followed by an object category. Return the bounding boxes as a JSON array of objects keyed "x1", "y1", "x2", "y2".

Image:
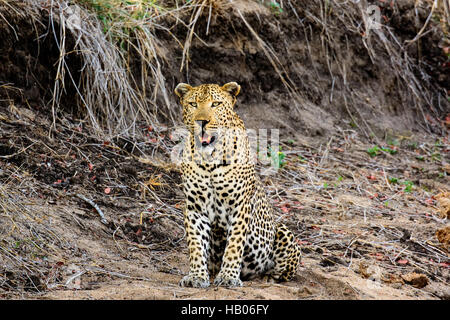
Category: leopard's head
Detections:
[{"x1": 174, "y1": 82, "x2": 241, "y2": 148}]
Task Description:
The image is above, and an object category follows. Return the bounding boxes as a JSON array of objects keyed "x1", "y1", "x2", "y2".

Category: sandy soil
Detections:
[{"x1": 37, "y1": 198, "x2": 448, "y2": 300}]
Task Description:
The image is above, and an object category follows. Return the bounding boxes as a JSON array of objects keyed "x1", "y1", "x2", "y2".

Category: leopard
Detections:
[{"x1": 174, "y1": 81, "x2": 301, "y2": 288}]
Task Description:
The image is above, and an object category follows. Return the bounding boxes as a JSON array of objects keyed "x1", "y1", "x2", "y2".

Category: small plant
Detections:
[
  {"x1": 431, "y1": 152, "x2": 442, "y2": 161},
  {"x1": 266, "y1": 145, "x2": 286, "y2": 169},
  {"x1": 297, "y1": 155, "x2": 307, "y2": 163},
  {"x1": 389, "y1": 177, "x2": 414, "y2": 193},
  {"x1": 386, "y1": 138, "x2": 400, "y2": 146},
  {"x1": 269, "y1": 1, "x2": 283, "y2": 14},
  {"x1": 415, "y1": 155, "x2": 425, "y2": 161},
  {"x1": 261, "y1": 0, "x2": 283, "y2": 14},
  {"x1": 434, "y1": 139, "x2": 443, "y2": 148},
  {"x1": 388, "y1": 177, "x2": 398, "y2": 184},
  {"x1": 366, "y1": 145, "x2": 397, "y2": 157},
  {"x1": 381, "y1": 146, "x2": 398, "y2": 155},
  {"x1": 277, "y1": 149, "x2": 286, "y2": 168},
  {"x1": 407, "y1": 142, "x2": 418, "y2": 150},
  {"x1": 402, "y1": 180, "x2": 414, "y2": 193},
  {"x1": 367, "y1": 145, "x2": 381, "y2": 157}
]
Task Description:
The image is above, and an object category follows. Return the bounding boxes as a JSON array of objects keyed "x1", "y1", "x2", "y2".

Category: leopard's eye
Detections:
[
  {"x1": 189, "y1": 102, "x2": 197, "y2": 108},
  {"x1": 212, "y1": 101, "x2": 221, "y2": 107}
]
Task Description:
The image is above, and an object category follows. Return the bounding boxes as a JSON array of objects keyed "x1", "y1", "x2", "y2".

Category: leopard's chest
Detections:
[{"x1": 182, "y1": 163, "x2": 255, "y2": 226}]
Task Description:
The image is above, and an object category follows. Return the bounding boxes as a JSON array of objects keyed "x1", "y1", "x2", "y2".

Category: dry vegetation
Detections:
[
  {"x1": 0, "y1": 0, "x2": 449, "y2": 299},
  {"x1": 1, "y1": 0, "x2": 448, "y2": 136}
]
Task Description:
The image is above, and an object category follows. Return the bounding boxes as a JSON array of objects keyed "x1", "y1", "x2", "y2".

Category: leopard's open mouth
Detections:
[
  {"x1": 195, "y1": 132, "x2": 217, "y2": 148},
  {"x1": 200, "y1": 133, "x2": 216, "y2": 147}
]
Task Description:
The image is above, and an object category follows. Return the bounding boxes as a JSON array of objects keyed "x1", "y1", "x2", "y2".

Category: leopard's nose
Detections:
[{"x1": 196, "y1": 120, "x2": 209, "y2": 129}]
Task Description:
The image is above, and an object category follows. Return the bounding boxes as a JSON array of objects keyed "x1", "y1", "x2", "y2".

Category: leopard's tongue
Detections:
[{"x1": 200, "y1": 134, "x2": 212, "y2": 144}]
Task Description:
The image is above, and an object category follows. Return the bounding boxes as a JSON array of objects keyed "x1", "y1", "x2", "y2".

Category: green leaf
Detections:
[{"x1": 388, "y1": 177, "x2": 398, "y2": 184}]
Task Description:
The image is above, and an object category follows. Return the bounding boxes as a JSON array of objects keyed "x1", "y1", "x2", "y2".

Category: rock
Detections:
[
  {"x1": 401, "y1": 273, "x2": 429, "y2": 289},
  {"x1": 435, "y1": 192, "x2": 450, "y2": 219},
  {"x1": 359, "y1": 262, "x2": 381, "y2": 280},
  {"x1": 436, "y1": 226, "x2": 450, "y2": 250}
]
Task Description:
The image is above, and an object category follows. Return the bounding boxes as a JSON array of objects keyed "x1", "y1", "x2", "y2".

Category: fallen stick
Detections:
[
  {"x1": 0, "y1": 141, "x2": 37, "y2": 159},
  {"x1": 75, "y1": 193, "x2": 108, "y2": 224}
]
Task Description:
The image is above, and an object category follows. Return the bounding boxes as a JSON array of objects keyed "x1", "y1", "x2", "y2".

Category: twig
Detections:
[
  {"x1": 75, "y1": 193, "x2": 108, "y2": 224},
  {"x1": 64, "y1": 270, "x2": 86, "y2": 287},
  {"x1": 382, "y1": 167, "x2": 393, "y2": 191},
  {"x1": 0, "y1": 141, "x2": 37, "y2": 159},
  {"x1": 405, "y1": 0, "x2": 438, "y2": 46}
]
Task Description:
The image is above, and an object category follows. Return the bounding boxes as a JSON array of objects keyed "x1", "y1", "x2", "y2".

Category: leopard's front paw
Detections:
[
  {"x1": 213, "y1": 274, "x2": 243, "y2": 287},
  {"x1": 179, "y1": 274, "x2": 210, "y2": 288}
]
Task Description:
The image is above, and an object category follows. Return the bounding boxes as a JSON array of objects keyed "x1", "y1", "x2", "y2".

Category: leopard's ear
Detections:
[
  {"x1": 175, "y1": 83, "x2": 192, "y2": 98},
  {"x1": 222, "y1": 82, "x2": 240, "y2": 97}
]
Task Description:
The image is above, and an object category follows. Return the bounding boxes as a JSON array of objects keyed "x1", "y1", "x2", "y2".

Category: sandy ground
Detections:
[{"x1": 6, "y1": 185, "x2": 447, "y2": 300}]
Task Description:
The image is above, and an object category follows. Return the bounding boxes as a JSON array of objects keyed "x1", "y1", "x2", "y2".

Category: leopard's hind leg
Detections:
[{"x1": 268, "y1": 223, "x2": 301, "y2": 281}]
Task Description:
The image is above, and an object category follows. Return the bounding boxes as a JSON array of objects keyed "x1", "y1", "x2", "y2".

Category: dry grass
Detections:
[
  {"x1": 0, "y1": 0, "x2": 184, "y2": 138},
  {"x1": 0, "y1": 177, "x2": 65, "y2": 295},
  {"x1": 0, "y1": 0, "x2": 447, "y2": 139}
]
